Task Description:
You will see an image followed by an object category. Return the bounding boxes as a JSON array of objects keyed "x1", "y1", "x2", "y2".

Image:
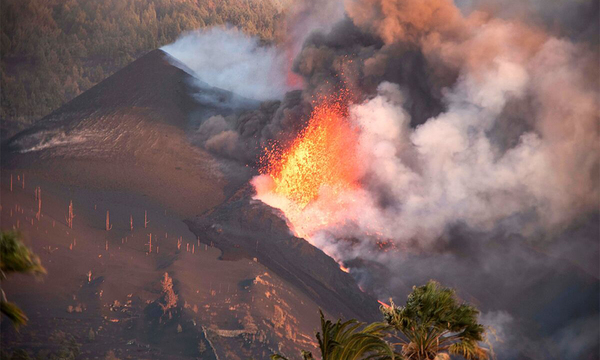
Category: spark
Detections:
[{"x1": 259, "y1": 90, "x2": 360, "y2": 209}]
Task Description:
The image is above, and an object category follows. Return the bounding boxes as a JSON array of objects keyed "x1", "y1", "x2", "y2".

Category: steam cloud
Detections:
[
  {"x1": 253, "y1": 0, "x2": 598, "y2": 249},
  {"x1": 162, "y1": 27, "x2": 298, "y2": 101},
  {"x1": 164, "y1": 0, "x2": 598, "y2": 358}
]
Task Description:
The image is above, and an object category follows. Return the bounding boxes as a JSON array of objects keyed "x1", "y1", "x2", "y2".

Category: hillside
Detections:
[
  {"x1": 0, "y1": 48, "x2": 379, "y2": 359},
  {"x1": 0, "y1": 0, "x2": 283, "y2": 137},
  {"x1": 3, "y1": 49, "x2": 233, "y2": 217}
]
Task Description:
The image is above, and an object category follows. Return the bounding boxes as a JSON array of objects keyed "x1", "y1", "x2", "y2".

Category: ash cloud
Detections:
[
  {"x1": 165, "y1": 0, "x2": 598, "y2": 358},
  {"x1": 252, "y1": 0, "x2": 599, "y2": 248},
  {"x1": 258, "y1": 0, "x2": 597, "y2": 358},
  {"x1": 456, "y1": 0, "x2": 599, "y2": 42},
  {"x1": 193, "y1": 91, "x2": 311, "y2": 163}
]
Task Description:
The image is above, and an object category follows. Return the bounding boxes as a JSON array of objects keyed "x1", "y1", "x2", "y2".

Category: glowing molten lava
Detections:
[
  {"x1": 259, "y1": 95, "x2": 361, "y2": 208},
  {"x1": 377, "y1": 300, "x2": 392, "y2": 309}
]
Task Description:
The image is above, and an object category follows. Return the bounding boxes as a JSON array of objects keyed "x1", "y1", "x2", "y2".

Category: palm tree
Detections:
[
  {"x1": 271, "y1": 310, "x2": 397, "y2": 360},
  {"x1": 381, "y1": 281, "x2": 489, "y2": 360},
  {"x1": 1, "y1": 231, "x2": 46, "y2": 329}
]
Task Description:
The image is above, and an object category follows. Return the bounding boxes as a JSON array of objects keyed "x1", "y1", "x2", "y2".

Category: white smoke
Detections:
[
  {"x1": 162, "y1": 27, "x2": 299, "y2": 101},
  {"x1": 254, "y1": 17, "x2": 599, "y2": 254}
]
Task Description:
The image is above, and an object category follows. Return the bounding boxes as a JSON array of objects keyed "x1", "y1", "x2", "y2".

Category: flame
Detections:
[
  {"x1": 260, "y1": 93, "x2": 360, "y2": 208},
  {"x1": 252, "y1": 92, "x2": 400, "y2": 292},
  {"x1": 255, "y1": 90, "x2": 382, "y2": 243}
]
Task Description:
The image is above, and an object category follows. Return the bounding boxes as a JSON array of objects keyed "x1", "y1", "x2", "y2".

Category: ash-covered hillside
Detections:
[{"x1": 0, "y1": 48, "x2": 378, "y2": 360}]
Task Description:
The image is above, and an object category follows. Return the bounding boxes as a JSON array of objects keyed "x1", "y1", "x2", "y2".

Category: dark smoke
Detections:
[{"x1": 164, "y1": 0, "x2": 599, "y2": 358}]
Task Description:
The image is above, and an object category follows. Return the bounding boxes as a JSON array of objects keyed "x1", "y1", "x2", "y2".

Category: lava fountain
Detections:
[{"x1": 253, "y1": 92, "x2": 367, "y2": 240}]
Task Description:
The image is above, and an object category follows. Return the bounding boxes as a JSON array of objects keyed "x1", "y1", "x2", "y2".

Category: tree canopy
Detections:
[
  {"x1": 381, "y1": 281, "x2": 490, "y2": 360},
  {"x1": 0, "y1": 0, "x2": 283, "y2": 135},
  {"x1": 272, "y1": 281, "x2": 491, "y2": 360},
  {"x1": 272, "y1": 310, "x2": 396, "y2": 360}
]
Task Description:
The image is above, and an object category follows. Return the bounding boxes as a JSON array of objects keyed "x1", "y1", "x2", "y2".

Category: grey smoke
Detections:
[{"x1": 163, "y1": 0, "x2": 598, "y2": 358}]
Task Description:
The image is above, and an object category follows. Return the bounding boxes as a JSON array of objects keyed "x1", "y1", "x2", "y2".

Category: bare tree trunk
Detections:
[
  {"x1": 106, "y1": 211, "x2": 112, "y2": 231},
  {"x1": 66, "y1": 201, "x2": 75, "y2": 228}
]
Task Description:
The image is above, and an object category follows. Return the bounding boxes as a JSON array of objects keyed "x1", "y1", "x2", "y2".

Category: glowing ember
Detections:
[
  {"x1": 253, "y1": 90, "x2": 375, "y2": 242},
  {"x1": 259, "y1": 93, "x2": 360, "y2": 208},
  {"x1": 377, "y1": 300, "x2": 391, "y2": 309}
]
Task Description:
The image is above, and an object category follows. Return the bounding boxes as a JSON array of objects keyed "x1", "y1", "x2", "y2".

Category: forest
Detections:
[{"x1": 0, "y1": 0, "x2": 283, "y2": 136}]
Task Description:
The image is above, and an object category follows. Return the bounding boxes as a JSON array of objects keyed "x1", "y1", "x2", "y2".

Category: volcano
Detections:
[{"x1": 1, "y1": 49, "x2": 378, "y2": 359}]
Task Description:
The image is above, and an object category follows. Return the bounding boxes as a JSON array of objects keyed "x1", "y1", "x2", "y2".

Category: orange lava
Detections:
[
  {"x1": 378, "y1": 300, "x2": 392, "y2": 309},
  {"x1": 260, "y1": 93, "x2": 360, "y2": 208}
]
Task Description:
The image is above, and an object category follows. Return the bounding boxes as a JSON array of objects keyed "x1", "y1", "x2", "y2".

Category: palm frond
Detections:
[
  {"x1": 272, "y1": 310, "x2": 396, "y2": 360},
  {"x1": 1, "y1": 231, "x2": 46, "y2": 329},
  {"x1": 448, "y1": 340, "x2": 489, "y2": 360},
  {"x1": 383, "y1": 281, "x2": 490, "y2": 360},
  {"x1": 0, "y1": 231, "x2": 46, "y2": 278},
  {"x1": 1, "y1": 300, "x2": 28, "y2": 329}
]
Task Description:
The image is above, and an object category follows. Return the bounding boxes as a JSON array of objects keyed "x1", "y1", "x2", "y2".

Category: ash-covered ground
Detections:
[{"x1": 1, "y1": 50, "x2": 374, "y2": 359}]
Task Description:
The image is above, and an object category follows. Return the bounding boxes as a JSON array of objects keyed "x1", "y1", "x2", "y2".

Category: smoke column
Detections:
[
  {"x1": 164, "y1": 0, "x2": 599, "y2": 358},
  {"x1": 255, "y1": 0, "x2": 598, "y2": 253},
  {"x1": 252, "y1": 0, "x2": 598, "y2": 358}
]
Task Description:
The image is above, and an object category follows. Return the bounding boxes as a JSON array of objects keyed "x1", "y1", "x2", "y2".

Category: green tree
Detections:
[
  {"x1": 381, "y1": 281, "x2": 489, "y2": 360},
  {"x1": 0, "y1": 231, "x2": 46, "y2": 329},
  {"x1": 271, "y1": 310, "x2": 396, "y2": 360}
]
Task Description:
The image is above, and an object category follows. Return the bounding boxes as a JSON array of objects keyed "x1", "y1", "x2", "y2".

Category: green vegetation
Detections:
[
  {"x1": 0, "y1": 0, "x2": 283, "y2": 132},
  {"x1": 272, "y1": 310, "x2": 396, "y2": 360},
  {"x1": 273, "y1": 281, "x2": 491, "y2": 360},
  {"x1": 0, "y1": 231, "x2": 46, "y2": 329},
  {"x1": 382, "y1": 281, "x2": 489, "y2": 360}
]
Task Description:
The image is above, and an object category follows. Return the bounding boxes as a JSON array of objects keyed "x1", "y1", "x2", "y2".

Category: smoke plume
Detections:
[
  {"x1": 163, "y1": 0, "x2": 599, "y2": 358},
  {"x1": 162, "y1": 27, "x2": 299, "y2": 101},
  {"x1": 253, "y1": 0, "x2": 598, "y2": 249}
]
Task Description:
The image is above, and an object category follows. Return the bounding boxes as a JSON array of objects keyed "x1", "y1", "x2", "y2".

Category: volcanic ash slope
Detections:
[{"x1": 0, "y1": 49, "x2": 378, "y2": 359}]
